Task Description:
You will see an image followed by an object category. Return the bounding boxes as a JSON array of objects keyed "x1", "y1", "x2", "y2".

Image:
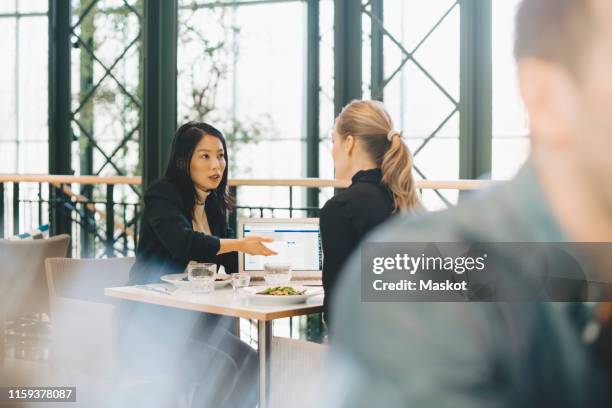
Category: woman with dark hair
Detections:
[
  {"x1": 129, "y1": 121, "x2": 275, "y2": 285},
  {"x1": 120, "y1": 122, "x2": 273, "y2": 407}
]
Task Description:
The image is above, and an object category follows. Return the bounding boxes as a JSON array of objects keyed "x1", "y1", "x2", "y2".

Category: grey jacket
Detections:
[{"x1": 325, "y1": 164, "x2": 610, "y2": 408}]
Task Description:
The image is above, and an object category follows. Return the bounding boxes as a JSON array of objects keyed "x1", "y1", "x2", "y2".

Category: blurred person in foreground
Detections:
[{"x1": 324, "y1": 0, "x2": 612, "y2": 406}]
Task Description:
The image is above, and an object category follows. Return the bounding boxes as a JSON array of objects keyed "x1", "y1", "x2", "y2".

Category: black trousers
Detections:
[{"x1": 117, "y1": 302, "x2": 258, "y2": 408}]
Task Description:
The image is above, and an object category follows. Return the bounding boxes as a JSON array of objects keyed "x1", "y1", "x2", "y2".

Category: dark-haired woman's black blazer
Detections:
[{"x1": 128, "y1": 179, "x2": 237, "y2": 285}]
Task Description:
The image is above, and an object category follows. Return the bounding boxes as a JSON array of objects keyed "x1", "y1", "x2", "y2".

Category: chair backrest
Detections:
[
  {"x1": 0, "y1": 234, "x2": 70, "y2": 319},
  {"x1": 45, "y1": 257, "x2": 135, "y2": 304},
  {"x1": 270, "y1": 337, "x2": 328, "y2": 408},
  {"x1": 44, "y1": 256, "x2": 135, "y2": 380}
]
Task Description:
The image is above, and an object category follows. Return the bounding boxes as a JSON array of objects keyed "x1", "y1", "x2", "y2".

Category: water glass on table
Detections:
[
  {"x1": 231, "y1": 273, "x2": 251, "y2": 292},
  {"x1": 263, "y1": 262, "x2": 292, "y2": 286},
  {"x1": 188, "y1": 262, "x2": 216, "y2": 294}
]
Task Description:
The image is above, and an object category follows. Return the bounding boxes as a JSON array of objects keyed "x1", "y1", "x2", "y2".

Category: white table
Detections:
[{"x1": 105, "y1": 285, "x2": 324, "y2": 408}]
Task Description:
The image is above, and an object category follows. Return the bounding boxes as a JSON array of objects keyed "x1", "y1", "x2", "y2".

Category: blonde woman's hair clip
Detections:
[{"x1": 387, "y1": 130, "x2": 400, "y2": 142}]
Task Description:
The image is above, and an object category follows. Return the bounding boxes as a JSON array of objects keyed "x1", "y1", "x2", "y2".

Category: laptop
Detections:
[{"x1": 237, "y1": 218, "x2": 322, "y2": 285}]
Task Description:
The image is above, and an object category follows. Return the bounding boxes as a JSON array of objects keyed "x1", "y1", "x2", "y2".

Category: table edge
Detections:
[{"x1": 104, "y1": 287, "x2": 324, "y2": 321}]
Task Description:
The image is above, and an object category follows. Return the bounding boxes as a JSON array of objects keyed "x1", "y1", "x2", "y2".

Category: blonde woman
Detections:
[{"x1": 321, "y1": 100, "x2": 420, "y2": 328}]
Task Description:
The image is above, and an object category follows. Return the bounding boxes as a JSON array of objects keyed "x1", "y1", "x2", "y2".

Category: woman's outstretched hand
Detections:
[
  {"x1": 217, "y1": 235, "x2": 278, "y2": 256},
  {"x1": 240, "y1": 235, "x2": 278, "y2": 256}
]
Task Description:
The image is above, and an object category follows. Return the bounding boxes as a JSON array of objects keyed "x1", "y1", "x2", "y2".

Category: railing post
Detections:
[
  {"x1": 289, "y1": 186, "x2": 293, "y2": 218},
  {"x1": 51, "y1": 183, "x2": 72, "y2": 238},
  {"x1": 13, "y1": 182, "x2": 20, "y2": 236},
  {"x1": 0, "y1": 182, "x2": 4, "y2": 238},
  {"x1": 82, "y1": 200, "x2": 93, "y2": 258},
  {"x1": 37, "y1": 183, "x2": 43, "y2": 227},
  {"x1": 306, "y1": 313, "x2": 324, "y2": 343},
  {"x1": 122, "y1": 204, "x2": 128, "y2": 256},
  {"x1": 48, "y1": 183, "x2": 53, "y2": 237},
  {"x1": 133, "y1": 205, "x2": 139, "y2": 249},
  {"x1": 105, "y1": 184, "x2": 115, "y2": 257}
]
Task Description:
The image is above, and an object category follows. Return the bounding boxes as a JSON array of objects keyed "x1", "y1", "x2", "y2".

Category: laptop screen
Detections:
[{"x1": 241, "y1": 220, "x2": 322, "y2": 271}]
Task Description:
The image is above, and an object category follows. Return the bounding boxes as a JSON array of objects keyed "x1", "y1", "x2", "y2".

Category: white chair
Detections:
[
  {"x1": 45, "y1": 257, "x2": 135, "y2": 407},
  {"x1": 0, "y1": 234, "x2": 70, "y2": 319},
  {"x1": 270, "y1": 337, "x2": 328, "y2": 408},
  {"x1": 0, "y1": 235, "x2": 70, "y2": 368},
  {"x1": 45, "y1": 257, "x2": 196, "y2": 408}
]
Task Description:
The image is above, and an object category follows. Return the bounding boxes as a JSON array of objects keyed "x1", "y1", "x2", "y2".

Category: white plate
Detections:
[
  {"x1": 239, "y1": 286, "x2": 323, "y2": 304},
  {"x1": 160, "y1": 273, "x2": 231, "y2": 290}
]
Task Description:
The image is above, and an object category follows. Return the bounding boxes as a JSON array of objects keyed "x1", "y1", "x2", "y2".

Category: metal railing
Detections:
[
  {"x1": 0, "y1": 175, "x2": 491, "y2": 342},
  {"x1": 0, "y1": 175, "x2": 141, "y2": 258},
  {"x1": 0, "y1": 175, "x2": 491, "y2": 257}
]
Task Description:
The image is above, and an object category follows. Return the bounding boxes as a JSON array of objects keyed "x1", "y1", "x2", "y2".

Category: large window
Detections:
[
  {"x1": 362, "y1": 1, "x2": 460, "y2": 209},
  {"x1": 70, "y1": 0, "x2": 143, "y2": 178},
  {"x1": 0, "y1": 1, "x2": 48, "y2": 174},
  {"x1": 68, "y1": 0, "x2": 143, "y2": 256},
  {"x1": 492, "y1": 0, "x2": 529, "y2": 179},
  {"x1": 1, "y1": 0, "x2": 530, "y2": 211},
  {"x1": 178, "y1": 0, "x2": 333, "y2": 214}
]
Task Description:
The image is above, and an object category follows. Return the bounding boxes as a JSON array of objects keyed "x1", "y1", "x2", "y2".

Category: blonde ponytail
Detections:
[
  {"x1": 335, "y1": 100, "x2": 421, "y2": 213},
  {"x1": 381, "y1": 132, "x2": 420, "y2": 213}
]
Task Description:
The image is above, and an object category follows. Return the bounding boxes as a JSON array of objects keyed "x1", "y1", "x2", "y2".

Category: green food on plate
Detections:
[{"x1": 257, "y1": 286, "x2": 305, "y2": 296}]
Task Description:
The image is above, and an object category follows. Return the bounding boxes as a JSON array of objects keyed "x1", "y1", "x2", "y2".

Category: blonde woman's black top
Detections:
[{"x1": 320, "y1": 168, "x2": 395, "y2": 327}]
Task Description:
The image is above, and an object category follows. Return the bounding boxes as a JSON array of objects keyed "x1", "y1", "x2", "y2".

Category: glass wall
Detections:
[
  {"x1": 492, "y1": 0, "x2": 529, "y2": 179},
  {"x1": 69, "y1": 0, "x2": 143, "y2": 256},
  {"x1": 0, "y1": 1, "x2": 48, "y2": 174},
  {"x1": 362, "y1": 0, "x2": 461, "y2": 210},
  {"x1": 178, "y1": 0, "x2": 334, "y2": 215},
  {"x1": 318, "y1": 0, "x2": 335, "y2": 204},
  {"x1": 70, "y1": 0, "x2": 142, "y2": 178},
  {"x1": 0, "y1": 0, "x2": 530, "y2": 216}
]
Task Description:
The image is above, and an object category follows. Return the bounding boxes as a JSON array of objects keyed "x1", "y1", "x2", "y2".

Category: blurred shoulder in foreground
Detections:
[{"x1": 323, "y1": 164, "x2": 611, "y2": 408}]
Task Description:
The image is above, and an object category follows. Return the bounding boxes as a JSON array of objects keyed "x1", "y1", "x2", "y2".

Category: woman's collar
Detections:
[
  {"x1": 351, "y1": 168, "x2": 383, "y2": 185},
  {"x1": 195, "y1": 186, "x2": 211, "y2": 205}
]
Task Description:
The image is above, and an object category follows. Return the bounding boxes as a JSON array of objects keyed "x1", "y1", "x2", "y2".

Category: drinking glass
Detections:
[
  {"x1": 263, "y1": 263, "x2": 292, "y2": 286},
  {"x1": 188, "y1": 263, "x2": 216, "y2": 294},
  {"x1": 231, "y1": 273, "x2": 251, "y2": 292}
]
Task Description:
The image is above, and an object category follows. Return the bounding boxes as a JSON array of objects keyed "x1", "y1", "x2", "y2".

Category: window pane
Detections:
[
  {"x1": 378, "y1": 1, "x2": 460, "y2": 182},
  {"x1": 0, "y1": 19, "x2": 16, "y2": 144},
  {"x1": 234, "y1": 140, "x2": 306, "y2": 212},
  {"x1": 0, "y1": 2, "x2": 16, "y2": 13},
  {"x1": 17, "y1": 0, "x2": 48, "y2": 14},
  {"x1": 178, "y1": 2, "x2": 307, "y2": 209},
  {"x1": 18, "y1": 16, "x2": 48, "y2": 155},
  {"x1": 492, "y1": 137, "x2": 530, "y2": 180},
  {"x1": 492, "y1": 0, "x2": 530, "y2": 179},
  {"x1": 383, "y1": 0, "x2": 457, "y2": 52},
  {"x1": 409, "y1": 136, "x2": 460, "y2": 180},
  {"x1": 318, "y1": 140, "x2": 335, "y2": 206},
  {"x1": 0, "y1": 14, "x2": 47, "y2": 174},
  {"x1": 178, "y1": 2, "x2": 305, "y2": 145},
  {"x1": 319, "y1": 0, "x2": 335, "y2": 179},
  {"x1": 70, "y1": 0, "x2": 142, "y2": 179},
  {"x1": 0, "y1": 142, "x2": 17, "y2": 172},
  {"x1": 19, "y1": 141, "x2": 47, "y2": 173}
]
